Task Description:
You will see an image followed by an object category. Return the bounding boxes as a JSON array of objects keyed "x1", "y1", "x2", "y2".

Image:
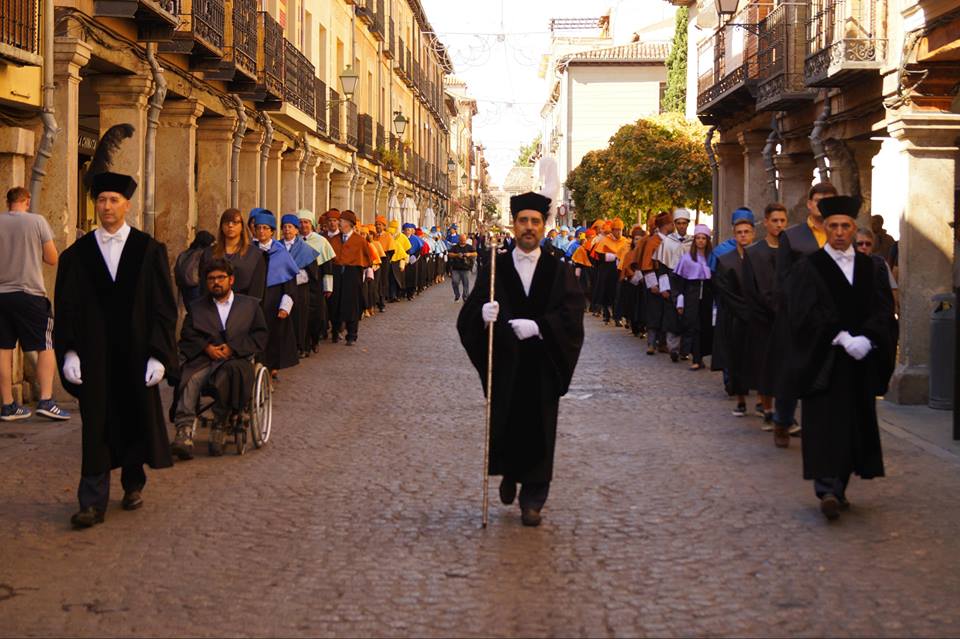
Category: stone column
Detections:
[
  {"x1": 885, "y1": 112, "x2": 960, "y2": 404},
  {"x1": 264, "y1": 139, "x2": 286, "y2": 213},
  {"x1": 330, "y1": 169, "x2": 352, "y2": 210},
  {"x1": 301, "y1": 153, "x2": 319, "y2": 215},
  {"x1": 847, "y1": 138, "x2": 882, "y2": 229},
  {"x1": 238, "y1": 130, "x2": 264, "y2": 211},
  {"x1": 154, "y1": 99, "x2": 203, "y2": 261},
  {"x1": 739, "y1": 130, "x2": 771, "y2": 216},
  {"x1": 353, "y1": 176, "x2": 367, "y2": 220},
  {"x1": 715, "y1": 141, "x2": 744, "y2": 242},
  {"x1": 773, "y1": 152, "x2": 816, "y2": 224},
  {"x1": 0, "y1": 127, "x2": 34, "y2": 188},
  {"x1": 196, "y1": 115, "x2": 237, "y2": 233},
  {"x1": 280, "y1": 146, "x2": 304, "y2": 214},
  {"x1": 93, "y1": 74, "x2": 152, "y2": 229},
  {"x1": 315, "y1": 161, "x2": 333, "y2": 213}
]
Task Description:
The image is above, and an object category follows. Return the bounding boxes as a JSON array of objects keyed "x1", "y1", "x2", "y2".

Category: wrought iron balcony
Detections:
[
  {"x1": 315, "y1": 78, "x2": 327, "y2": 135},
  {"x1": 0, "y1": 0, "x2": 41, "y2": 66},
  {"x1": 256, "y1": 11, "x2": 284, "y2": 103},
  {"x1": 403, "y1": 49, "x2": 415, "y2": 88},
  {"x1": 94, "y1": 0, "x2": 180, "y2": 41},
  {"x1": 805, "y1": 0, "x2": 887, "y2": 87},
  {"x1": 346, "y1": 101, "x2": 359, "y2": 148},
  {"x1": 283, "y1": 39, "x2": 315, "y2": 118},
  {"x1": 221, "y1": 0, "x2": 257, "y2": 81},
  {"x1": 357, "y1": 113, "x2": 373, "y2": 158},
  {"x1": 329, "y1": 88, "x2": 342, "y2": 142},
  {"x1": 376, "y1": 123, "x2": 385, "y2": 153},
  {"x1": 755, "y1": 2, "x2": 815, "y2": 111},
  {"x1": 160, "y1": 0, "x2": 225, "y2": 58},
  {"x1": 396, "y1": 37, "x2": 405, "y2": 74},
  {"x1": 384, "y1": 17, "x2": 395, "y2": 59},
  {"x1": 696, "y1": 2, "x2": 766, "y2": 123},
  {"x1": 371, "y1": 0, "x2": 384, "y2": 40},
  {"x1": 356, "y1": 0, "x2": 373, "y2": 25}
]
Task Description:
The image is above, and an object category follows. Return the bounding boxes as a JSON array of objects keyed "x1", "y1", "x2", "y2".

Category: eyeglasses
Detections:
[
  {"x1": 206, "y1": 274, "x2": 229, "y2": 282},
  {"x1": 855, "y1": 241, "x2": 873, "y2": 248}
]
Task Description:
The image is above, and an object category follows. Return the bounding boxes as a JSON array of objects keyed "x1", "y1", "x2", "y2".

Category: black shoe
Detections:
[
  {"x1": 499, "y1": 478, "x2": 517, "y2": 505},
  {"x1": 122, "y1": 490, "x2": 143, "y2": 511},
  {"x1": 820, "y1": 494, "x2": 840, "y2": 521},
  {"x1": 521, "y1": 508, "x2": 542, "y2": 527},
  {"x1": 838, "y1": 496, "x2": 851, "y2": 511},
  {"x1": 331, "y1": 335, "x2": 340, "y2": 344},
  {"x1": 171, "y1": 426, "x2": 194, "y2": 461},
  {"x1": 670, "y1": 351, "x2": 680, "y2": 363},
  {"x1": 613, "y1": 320, "x2": 622, "y2": 327},
  {"x1": 71, "y1": 507, "x2": 105, "y2": 529},
  {"x1": 732, "y1": 402, "x2": 747, "y2": 417}
]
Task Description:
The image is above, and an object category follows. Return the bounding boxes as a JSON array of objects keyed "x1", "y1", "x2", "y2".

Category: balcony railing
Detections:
[
  {"x1": 346, "y1": 101, "x2": 359, "y2": 148},
  {"x1": 371, "y1": 0, "x2": 384, "y2": 40},
  {"x1": 256, "y1": 11, "x2": 283, "y2": 101},
  {"x1": 696, "y1": 2, "x2": 766, "y2": 121},
  {"x1": 805, "y1": 0, "x2": 887, "y2": 87},
  {"x1": 357, "y1": 113, "x2": 373, "y2": 157},
  {"x1": 384, "y1": 17, "x2": 395, "y2": 59},
  {"x1": 356, "y1": 0, "x2": 373, "y2": 24},
  {"x1": 756, "y1": 2, "x2": 815, "y2": 110},
  {"x1": 315, "y1": 78, "x2": 327, "y2": 135},
  {"x1": 376, "y1": 123, "x2": 385, "y2": 154},
  {"x1": 94, "y1": 0, "x2": 180, "y2": 41},
  {"x1": 329, "y1": 89, "x2": 342, "y2": 142},
  {"x1": 0, "y1": 0, "x2": 41, "y2": 65},
  {"x1": 222, "y1": 0, "x2": 257, "y2": 81},
  {"x1": 161, "y1": 0, "x2": 225, "y2": 56},
  {"x1": 283, "y1": 39, "x2": 315, "y2": 118}
]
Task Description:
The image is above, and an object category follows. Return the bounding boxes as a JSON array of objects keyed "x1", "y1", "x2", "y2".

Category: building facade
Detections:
[{"x1": 680, "y1": 0, "x2": 960, "y2": 404}]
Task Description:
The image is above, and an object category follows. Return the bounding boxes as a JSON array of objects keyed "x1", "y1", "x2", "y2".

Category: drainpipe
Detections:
[
  {"x1": 259, "y1": 112, "x2": 273, "y2": 208},
  {"x1": 143, "y1": 42, "x2": 167, "y2": 237},
  {"x1": 229, "y1": 94, "x2": 247, "y2": 209},
  {"x1": 298, "y1": 132, "x2": 311, "y2": 210},
  {"x1": 762, "y1": 114, "x2": 780, "y2": 201},
  {"x1": 809, "y1": 89, "x2": 831, "y2": 182},
  {"x1": 704, "y1": 125, "x2": 718, "y2": 243},
  {"x1": 28, "y1": 0, "x2": 58, "y2": 208}
]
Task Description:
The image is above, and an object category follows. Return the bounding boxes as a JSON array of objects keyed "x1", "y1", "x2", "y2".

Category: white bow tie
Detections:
[
  {"x1": 517, "y1": 252, "x2": 537, "y2": 262},
  {"x1": 836, "y1": 252, "x2": 853, "y2": 262},
  {"x1": 100, "y1": 232, "x2": 123, "y2": 245}
]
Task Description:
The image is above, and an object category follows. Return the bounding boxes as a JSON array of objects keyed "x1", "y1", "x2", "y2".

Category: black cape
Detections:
[
  {"x1": 54, "y1": 229, "x2": 179, "y2": 476},
  {"x1": 457, "y1": 250, "x2": 585, "y2": 483},
  {"x1": 784, "y1": 250, "x2": 894, "y2": 480},
  {"x1": 712, "y1": 249, "x2": 752, "y2": 394},
  {"x1": 742, "y1": 241, "x2": 778, "y2": 395}
]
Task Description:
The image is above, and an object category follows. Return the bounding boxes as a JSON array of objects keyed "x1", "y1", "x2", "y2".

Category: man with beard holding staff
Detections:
[{"x1": 458, "y1": 190, "x2": 585, "y2": 528}]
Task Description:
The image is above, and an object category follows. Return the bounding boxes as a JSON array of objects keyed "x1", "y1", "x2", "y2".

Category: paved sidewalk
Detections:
[{"x1": 1, "y1": 283, "x2": 958, "y2": 637}]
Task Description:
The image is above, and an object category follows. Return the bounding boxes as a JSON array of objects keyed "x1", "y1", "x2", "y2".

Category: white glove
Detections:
[
  {"x1": 295, "y1": 269, "x2": 309, "y2": 285},
  {"x1": 481, "y1": 301, "x2": 500, "y2": 324},
  {"x1": 508, "y1": 318, "x2": 540, "y2": 340},
  {"x1": 575, "y1": 267, "x2": 582, "y2": 278},
  {"x1": 844, "y1": 335, "x2": 873, "y2": 361},
  {"x1": 63, "y1": 350, "x2": 82, "y2": 385},
  {"x1": 629, "y1": 271, "x2": 643, "y2": 286},
  {"x1": 145, "y1": 357, "x2": 165, "y2": 387},
  {"x1": 603, "y1": 252, "x2": 616, "y2": 263},
  {"x1": 408, "y1": 255, "x2": 418, "y2": 264},
  {"x1": 364, "y1": 267, "x2": 375, "y2": 281},
  {"x1": 832, "y1": 331, "x2": 853, "y2": 348}
]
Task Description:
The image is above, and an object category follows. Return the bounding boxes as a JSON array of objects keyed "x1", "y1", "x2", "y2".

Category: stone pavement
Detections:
[{"x1": 1, "y1": 281, "x2": 959, "y2": 637}]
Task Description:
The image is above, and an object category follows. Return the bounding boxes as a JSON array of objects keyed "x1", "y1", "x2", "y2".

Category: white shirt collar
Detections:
[
  {"x1": 214, "y1": 291, "x2": 234, "y2": 307},
  {"x1": 283, "y1": 237, "x2": 296, "y2": 248},
  {"x1": 513, "y1": 246, "x2": 541, "y2": 262},
  {"x1": 257, "y1": 239, "x2": 273, "y2": 251},
  {"x1": 824, "y1": 243, "x2": 855, "y2": 261},
  {"x1": 95, "y1": 222, "x2": 131, "y2": 243}
]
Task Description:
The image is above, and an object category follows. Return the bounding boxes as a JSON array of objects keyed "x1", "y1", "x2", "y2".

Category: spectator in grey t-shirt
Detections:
[{"x1": 0, "y1": 187, "x2": 71, "y2": 422}]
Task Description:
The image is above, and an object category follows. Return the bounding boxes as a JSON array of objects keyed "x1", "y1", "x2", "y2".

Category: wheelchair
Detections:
[{"x1": 191, "y1": 360, "x2": 273, "y2": 455}]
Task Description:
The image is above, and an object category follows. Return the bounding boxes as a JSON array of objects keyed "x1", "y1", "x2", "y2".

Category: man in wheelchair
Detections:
[{"x1": 171, "y1": 258, "x2": 268, "y2": 458}]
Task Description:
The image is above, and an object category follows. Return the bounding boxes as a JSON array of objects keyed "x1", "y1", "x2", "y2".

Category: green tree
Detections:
[
  {"x1": 662, "y1": 7, "x2": 688, "y2": 114},
  {"x1": 515, "y1": 134, "x2": 542, "y2": 166}
]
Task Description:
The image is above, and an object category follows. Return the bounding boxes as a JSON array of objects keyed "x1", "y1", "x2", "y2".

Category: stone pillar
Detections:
[
  {"x1": 773, "y1": 152, "x2": 816, "y2": 224},
  {"x1": 300, "y1": 153, "x2": 319, "y2": 215},
  {"x1": 280, "y1": 146, "x2": 304, "y2": 214},
  {"x1": 238, "y1": 130, "x2": 264, "y2": 212},
  {"x1": 315, "y1": 161, "x2": 332, "y2": 213},
  {"x1": 330, "y1": 170, "x2": 351, "y2": 210},
  {"x1": 93, "y1": 74, "x2": 152, "y2": 229},
  {"x1": 264, "y1": 139, "x2": 286, "y2": 213},
  {"x1": 739, "y1": 130, "x2": 771, "y2": 216},
  {"x1": 196, "y1": 116, "x2": 237, "y2": 234},
  {"x1": 155, "y1": 99, "x2": 203, "y2": 260},
  {"x1": 885, "y1": 112, "x2": 960, "y2": 404},
  {"x1": 0, "y1": 127, "x2": 34, "y2": 188},
  {"x1": 715, "y1": 141, "x2": 744, "y2": 242},
  {"x1": 353, "y1": 176, "x2": 367, "y2": 221},
  {"x1": 847, "y1": 138, "x2": 882, "y2": 229}
]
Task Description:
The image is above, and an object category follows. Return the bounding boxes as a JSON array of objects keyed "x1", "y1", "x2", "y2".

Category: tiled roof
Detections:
[{"x1": 561, "y1": 41, "x2": 670, "y2": 64}]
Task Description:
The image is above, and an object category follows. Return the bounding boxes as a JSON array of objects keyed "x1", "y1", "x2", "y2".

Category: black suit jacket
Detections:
[{"x1": 178, "y1": 293, "x2": 268, "y2": 383}]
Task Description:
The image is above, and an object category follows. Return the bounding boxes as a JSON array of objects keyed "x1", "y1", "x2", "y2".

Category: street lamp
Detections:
[
  {"x1": 339, "y1": 66, "x2": 359, "y2": 100},
  {"x1": 447, "y1": 158, "x2": 456, "y2": 173},
  {"x1": 393, "y1": 111, "x2": 408, "y2": 136},
  {"x1": 713, "y1": 0, "x2": 761, "y2": 34}
]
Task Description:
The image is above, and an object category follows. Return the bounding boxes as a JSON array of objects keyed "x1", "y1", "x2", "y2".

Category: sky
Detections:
[{"x1": 420, "y1": 0, "x2": 672, "y2": 188}]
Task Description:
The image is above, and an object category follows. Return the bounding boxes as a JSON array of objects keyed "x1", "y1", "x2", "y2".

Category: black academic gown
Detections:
[
  {"x1": 54, "y1": 229, "x2": 178, "y2": 476},
  {"x1": 712, "y1": 249, "x2": 753, "y2": 395},
  {"x1": 201, "y1": 246, "x2": 267, "y2": 301},
  {"x1": 260, "y1": 244, "x2": 299, "y2": 371},
  {"x1": 178, "y1": 294, "x2": 269, "y2": 412},
  {"x1": 458, "y1": 251, "x2": 585, "y2": 484},
  {"x1": 742, "y1": 241, "x2": 778, "y2": 396},
  {"x1": 784, "y1": 250, "x2": 894, "y2": 481}
]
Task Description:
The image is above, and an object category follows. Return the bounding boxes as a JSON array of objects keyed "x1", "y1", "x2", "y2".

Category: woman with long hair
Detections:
[
  {"x1": 673, "y1": 225, "x2": 714, "y2": 370},
  {"x1": 202, "y1": 208, "x2": 267, "y2": 301}
]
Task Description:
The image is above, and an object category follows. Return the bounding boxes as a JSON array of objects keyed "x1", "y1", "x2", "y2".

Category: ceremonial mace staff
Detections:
[{"x1": 482, "y1": 229, "x2": 499, "y2": 528}]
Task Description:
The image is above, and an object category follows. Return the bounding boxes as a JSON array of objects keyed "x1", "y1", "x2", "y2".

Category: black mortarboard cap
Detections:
[
  {"x1": 509, "y1": 191, "x2": 552, "y2": 219},
  {"x1": 818, "y1": 195, "x2": 861, "y2": 219},
  {"x1": 90, "y1": 171, "x2": 137, "y2": 200}
]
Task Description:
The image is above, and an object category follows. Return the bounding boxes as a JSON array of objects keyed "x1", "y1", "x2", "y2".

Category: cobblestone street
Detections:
[{"x1": 1, "y1": 282, "x2": 959, "y2": 637}]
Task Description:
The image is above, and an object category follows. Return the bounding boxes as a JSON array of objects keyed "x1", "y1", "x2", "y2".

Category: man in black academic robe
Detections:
[
  {"x1": 171, "y1": 258, "x2": 268, "y2": 459},
  {"x1": 458, "y1": 191, "x2": 585, "y2": 527},
  {"x1": 54, "y1": 169, "x2": 178, "y2": 528},
  {"x1": 781, "y1": 196, "x2": 894, "y2": 521}
]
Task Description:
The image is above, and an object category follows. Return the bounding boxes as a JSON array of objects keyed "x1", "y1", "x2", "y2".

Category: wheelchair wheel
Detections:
[{"x1": 250, "y1": 364, "x2": 273, "y2": 448}]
